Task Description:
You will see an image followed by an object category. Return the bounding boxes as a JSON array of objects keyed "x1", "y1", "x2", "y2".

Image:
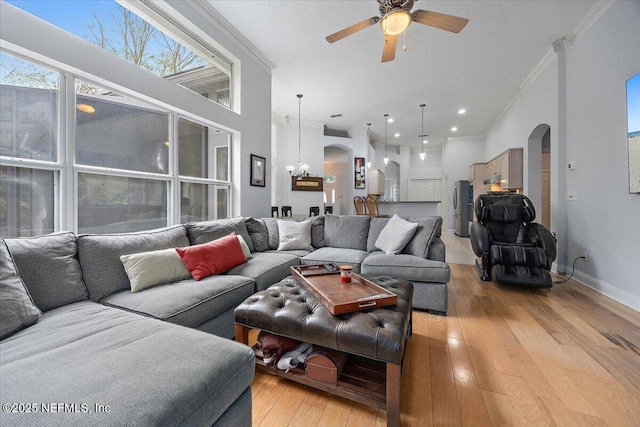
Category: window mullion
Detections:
[{"x1": 170, "y1": 113, "x2": 180, "y2": 226}]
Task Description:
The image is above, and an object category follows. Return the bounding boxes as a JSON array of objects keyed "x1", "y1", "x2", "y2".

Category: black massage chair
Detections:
[{"x1": 470, "y1": 194, "x2": 557, "y2": 287}]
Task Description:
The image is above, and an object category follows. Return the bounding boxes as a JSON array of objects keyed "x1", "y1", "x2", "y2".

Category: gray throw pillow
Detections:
[
  {"x1": 186, "y1": 218, "x2": 254, "y2": 252},
  {"x1": 375, "y1": 215, "x2": 419, "y2": 255},
  {"x1": 245, "y1": 217, "x2": 269, "y2": 252},
  {"x1": 5, "y1": 232, "x2": 88, "y2": 312},
  {"x1": 305, "y1": 215, "x2": 325, "y2": 248},
  {"x1": 402, "y1": 216, "x2": 442, "y2": 258},
  {"x1": 324, "y1": 215, "x2": 370, "y2": 251},
  {"x1": 0, "y1": 240, "x2": 41, "y2": 339}
]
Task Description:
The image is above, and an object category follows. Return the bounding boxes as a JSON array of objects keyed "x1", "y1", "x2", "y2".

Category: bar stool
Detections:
[
  {"x1": 309, "y1": 206, "x2": 320, "y2": 217},
  {"x1": 271, "y1": 206, "x2": 279, "y2": 217},
  {"x1": 324, "y1": 206, "x2": 333, "y2": 214},
  {"x1": 281, "y1": 206, "x2": 292, "y2": 217}
]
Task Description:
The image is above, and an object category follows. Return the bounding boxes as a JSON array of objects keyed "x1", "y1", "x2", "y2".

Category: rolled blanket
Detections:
[{"x1": 277, "y1": 343, "x2": 314, "y2": 371}]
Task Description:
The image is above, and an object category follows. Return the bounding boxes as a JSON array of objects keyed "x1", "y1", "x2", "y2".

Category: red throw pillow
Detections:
[{"x1": 176, "y1": 233, "x2": 247, "y2": 281}]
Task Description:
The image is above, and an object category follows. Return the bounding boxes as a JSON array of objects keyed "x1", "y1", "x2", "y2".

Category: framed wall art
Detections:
[
  {"x1": 250, "y1": 154, "x2": 266, "y2": 187},
  {"x1": 355, "y1": 157, "x2": 366, "y2": 189}
]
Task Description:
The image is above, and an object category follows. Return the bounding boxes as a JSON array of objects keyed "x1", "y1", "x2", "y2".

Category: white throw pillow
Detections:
[
  {"x1": 120, "y1": 248, "x2": 191, "y2": 293},
  {"x1": 277, "y1": 220, "x2": 313, "y2": 251},
  {"x1": 237, "y1": 234, "x2": 253, "y2": 259},
  {"x1": 375, "y1": 214, "x2": 419, "y2": 255}
]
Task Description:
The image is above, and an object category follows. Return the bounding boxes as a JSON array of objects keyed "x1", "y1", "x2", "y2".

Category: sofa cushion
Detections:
[
  {"x1": 0, "y1": 241, "x2": 42, "y2": 340},
  {"x1": 301, "y1": 247, "x2": 369, "y2": 273},
  {"x1": 402, "y1": 217, "x2": 442, "y2": 258},
  {"x1": 177, "y1": 234, "x2": 247, "y2": 281},
  {"x1": 277, "y1": 220, "x2": 313, "y2": 251},
  {"x1": 78, "y1": 225, "x2": 189, "y2": 302},
  {"x1": 186, "y1": 218, "x2": 254, "y2": 252},
  {"x1": 0, "y1": 301, "x2": 254, "y2": 426},
  {"x1": 375, "y1": 214, "x2": 419, "y2": 255},
  {"x1": 5, "y1": 232, "x2": 88, "y2": 312},
  {"x1": 227, "y1": 252, "x2": 300, "y2": 292},
  {"x1": 245, "y1": 217, "x2": 269, "y2": 252},
  {"x1": 362, "y1": 251, "x2": 451, "y2": 283},
  {"x1": 367, "y1": 217, "x2": 391, "y2": 252},
  {"x1": 306, "y1": 215, "x2": 325, "y2": 248},
  {"x1": 324, "y1": 215, "x2": 370, "y2": 251},
  {"x1": 101, "y1": 275, "x2": 254, "y2": 328}
]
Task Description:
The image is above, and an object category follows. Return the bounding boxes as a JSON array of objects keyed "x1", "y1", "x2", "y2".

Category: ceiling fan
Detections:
[{"x1": 326, "y1": 0, "x2": 469, "y2": 63}]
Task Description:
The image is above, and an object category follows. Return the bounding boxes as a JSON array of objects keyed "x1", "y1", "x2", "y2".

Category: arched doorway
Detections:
[
  {"x1": 527, "y1": 124, "x2": 551, "y2": 229},
  {"x1": 385, "y1": 161, "x2": 400, "y2": 201}
]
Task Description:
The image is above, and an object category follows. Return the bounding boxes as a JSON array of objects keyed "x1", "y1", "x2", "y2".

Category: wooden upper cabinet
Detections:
[
  {"x1": 468, "y1": 162, "x2": 487, "y2": 183},
  {"x1": 469, "y1": 148, "x2": 523, "y2": 192},
  {"x1": 499, "y1": 148, "x2": 523, "y2": 190}
]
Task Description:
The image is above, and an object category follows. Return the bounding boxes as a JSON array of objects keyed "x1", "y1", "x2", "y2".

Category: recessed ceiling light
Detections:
[
  {"x1": 451, "y1": 127, "x2": 458, "y2": 132},
  {"x1": 387, "y1": 117, "x2": 394, "y2": 123},
  {"x1": 394, "y1": 133, "x2": 400, "y2": 137},
  {"x1": 458, "y1": 109, "x2": 466, "y2": 115}
]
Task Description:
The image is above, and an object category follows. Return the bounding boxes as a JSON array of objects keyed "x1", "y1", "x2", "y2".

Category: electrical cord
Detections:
[{"x1": 553, "y1": 256, "x2": 586, "y2": 284}]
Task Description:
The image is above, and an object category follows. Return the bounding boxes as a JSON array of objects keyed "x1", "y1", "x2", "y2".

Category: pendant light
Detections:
[
  {"x1": 419, "y1": 104, "x2": 427, "y2": 161},
  {"x1": 383, "y1": 113, "x2": 389, "y2": 166},
  {"x1": 286, "y1": 94, "x2": 310, "y2": 177}
]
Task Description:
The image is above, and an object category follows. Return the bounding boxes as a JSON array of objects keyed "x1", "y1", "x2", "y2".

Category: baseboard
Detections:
[{"x1": 560, "y1": 267, "x2": 640, "y2": 313}]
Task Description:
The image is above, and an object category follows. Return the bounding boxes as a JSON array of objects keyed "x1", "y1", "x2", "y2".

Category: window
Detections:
[
  {"x1": 1, "y1": 166, "x2": 56, "y2": 237},
  {"x1": 75, "y1": 80, "x2": 170, "y2": 174},
  {"x1": 1, "y1": 4, "x2": 234, "y2": 238},
  {"x1": 77, "y1": 173, "x2": 168, "y2": 234},
  {"x1": 7, "y1": 0, "x2": 233, "y2": 110},
  {"x1": 0, "y1": 53, "x2": 58, "y2": 162}
]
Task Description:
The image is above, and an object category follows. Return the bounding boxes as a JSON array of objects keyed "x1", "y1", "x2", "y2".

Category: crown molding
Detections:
[
  {"x1": 485, "y1": 0, "x2": 615, "y2": 136},
  {"x1": 188, "y1": 1, "x2": 276, "y2": 73}
]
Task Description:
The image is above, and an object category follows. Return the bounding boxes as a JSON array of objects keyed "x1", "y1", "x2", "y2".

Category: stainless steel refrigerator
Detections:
[{"x1": 453, "y1": 180, "x2": 470, "y2": 237}]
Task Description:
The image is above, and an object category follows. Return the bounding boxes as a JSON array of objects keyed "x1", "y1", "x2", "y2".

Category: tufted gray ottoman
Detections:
[{"x1": 235, "y1": 275, "x2": 412, "y2": 427}]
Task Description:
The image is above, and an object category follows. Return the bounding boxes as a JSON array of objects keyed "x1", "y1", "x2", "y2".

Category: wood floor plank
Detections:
[
  {"x1": 247, "y1": 253, "x2": 640, "y2": 426},
  {"x1": 500, "y1": 373, "x2": 551, "y2": 426}
]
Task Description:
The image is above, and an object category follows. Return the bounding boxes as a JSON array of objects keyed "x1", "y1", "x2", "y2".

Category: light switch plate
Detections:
[
  {"x1": 568, "y1": 161, "x2": 576, "y2": 170},
  {"x1": 568, "y1": 191, "x2": 577, "y2": 200}
]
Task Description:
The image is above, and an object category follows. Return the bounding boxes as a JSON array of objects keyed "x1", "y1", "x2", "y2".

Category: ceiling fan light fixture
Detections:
[{"x1": 381, "y1": 9, "x2": 412, "y2": 35}]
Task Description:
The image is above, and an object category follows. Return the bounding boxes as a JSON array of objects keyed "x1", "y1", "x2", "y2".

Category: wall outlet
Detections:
[
  {"x1": 568, "y1": 161, "x2": 576, "y2": 170},
  {"x1": 582, "y1": 250, "x2": 588, "y2": 262},
  {"x1": 568, "y1": 191, "x2": 577, "y2": 200}
]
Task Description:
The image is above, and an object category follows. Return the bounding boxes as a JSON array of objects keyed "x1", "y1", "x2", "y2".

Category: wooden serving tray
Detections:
[{"x1": 290, "y1": 264, "x2": 398, "y2": 315}]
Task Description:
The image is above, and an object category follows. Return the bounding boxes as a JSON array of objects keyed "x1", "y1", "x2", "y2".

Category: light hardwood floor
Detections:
[{"x1": 250, "y1": 233, "x2": 640, "y2": 426}]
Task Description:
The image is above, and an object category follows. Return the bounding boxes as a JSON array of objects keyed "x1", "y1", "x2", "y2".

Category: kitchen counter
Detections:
[{"x1": 376, "y1": 201, "x2": 441, "y2": 217}]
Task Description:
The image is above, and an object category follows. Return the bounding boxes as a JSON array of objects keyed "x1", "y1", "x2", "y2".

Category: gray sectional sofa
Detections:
[{"x1": 0, "y1": 214, "x2": 449, "y2": 427}]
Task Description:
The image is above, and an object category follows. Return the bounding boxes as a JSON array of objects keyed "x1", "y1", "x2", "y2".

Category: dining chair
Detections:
[{"x1": 353, "y1": 197, "x2": 367, "y2": 215}]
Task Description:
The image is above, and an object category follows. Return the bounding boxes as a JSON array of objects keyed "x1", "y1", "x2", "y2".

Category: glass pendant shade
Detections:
[{"x1": 286, "y1": 94, "x2": 310, "y2": 177}]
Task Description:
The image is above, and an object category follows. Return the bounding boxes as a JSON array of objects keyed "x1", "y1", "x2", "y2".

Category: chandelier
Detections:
[{"x1": 286, "y1": 94, "x2": 310, "y2": 178}]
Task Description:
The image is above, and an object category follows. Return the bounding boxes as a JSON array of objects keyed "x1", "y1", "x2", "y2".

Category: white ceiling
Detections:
[{"x1": 207, "y1": 0, "x2": 598, "y2": 149}]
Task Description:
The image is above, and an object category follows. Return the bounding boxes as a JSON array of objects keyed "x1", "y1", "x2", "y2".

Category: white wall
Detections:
[
  {"x1": 485, "y1": 0, "x2": 640, "y2": 311},
  {"x1": 443, "y1": 137, "x2": 485, "y2": 230},
  {"x1": 274, "y1": 120, "x2": 370, "y2": 216}
]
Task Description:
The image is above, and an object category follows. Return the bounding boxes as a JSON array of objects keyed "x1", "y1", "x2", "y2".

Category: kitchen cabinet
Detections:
[
  {"x1": 408, "y1": 179, "x2": 442, "y2": 201},
  {"x1": 498, "y1": 148, "x2": 523, "y2": 190},
  {"x1": 468, "y1": 162, "x2": 487, "y2": 183},
  {"x1": 367, "y1": 169, "x2": 385, "y2": 196}
]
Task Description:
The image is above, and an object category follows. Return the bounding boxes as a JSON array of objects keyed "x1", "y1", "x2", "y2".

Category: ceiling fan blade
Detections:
[
  {"x1": 326, "y1": 17, "x2": 380, "y2": 43},
  {"x1": 412, "y1": 10, "x2": 469, "y2": 33},
  {"x1": 381, "y1": 34, "x2": 398, "y2": 63}
]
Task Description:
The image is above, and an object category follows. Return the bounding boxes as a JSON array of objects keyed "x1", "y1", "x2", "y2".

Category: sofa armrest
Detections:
[{"x1": 427, "y1": 237, "x2": 446, "y2": 262}]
